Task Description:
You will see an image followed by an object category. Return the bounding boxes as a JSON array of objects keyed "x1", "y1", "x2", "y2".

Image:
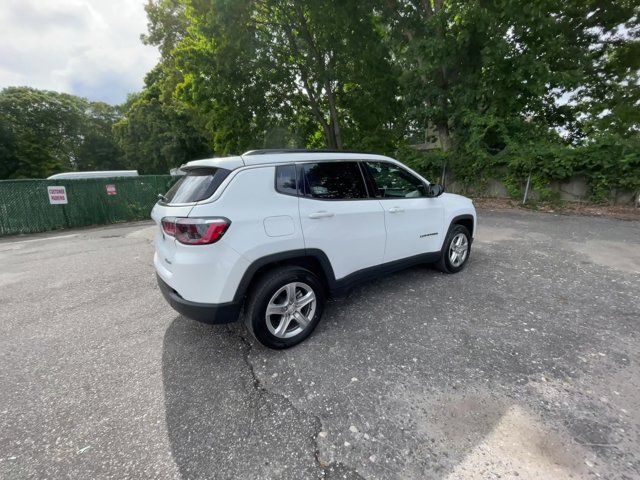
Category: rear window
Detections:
[{"x1": 163, "y1": 168, "x2": 231, "y2": 204}]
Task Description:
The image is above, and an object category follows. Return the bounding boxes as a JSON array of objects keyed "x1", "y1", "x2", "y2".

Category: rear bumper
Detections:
[{"x1": 157, "y1": 275, "x2": 241, "y2": 324}]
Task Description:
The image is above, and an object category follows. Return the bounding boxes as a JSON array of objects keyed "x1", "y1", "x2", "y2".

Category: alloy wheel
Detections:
[
  {"x1": 265, "y1": 282, "x2": 317, "y2": 339},
  {"x1": 448, "y1": 232, "x2": 469, "y2": 267}
]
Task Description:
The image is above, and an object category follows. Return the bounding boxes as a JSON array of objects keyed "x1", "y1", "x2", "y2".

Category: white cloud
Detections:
[{"x1": 0, "y1": 0, "x2": 160, "y2": 104}]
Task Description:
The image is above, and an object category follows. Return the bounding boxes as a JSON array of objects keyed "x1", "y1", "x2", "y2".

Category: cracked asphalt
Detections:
[{"x1": 0, "y1": 209, "x2": 639, "y2": 480}]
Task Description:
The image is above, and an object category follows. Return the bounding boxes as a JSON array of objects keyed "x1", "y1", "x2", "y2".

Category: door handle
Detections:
[
  {"x1": 308, "y1": 211, "x2": 335, "y2": 219},
  {"x1": 388, "y1": 206, "x2": 404, "y2": 213}
]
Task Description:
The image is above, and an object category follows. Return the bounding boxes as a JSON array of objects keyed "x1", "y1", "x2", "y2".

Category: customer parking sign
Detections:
[{"x1": 47, "y1": 186, "x2": 68, "y2": 204}]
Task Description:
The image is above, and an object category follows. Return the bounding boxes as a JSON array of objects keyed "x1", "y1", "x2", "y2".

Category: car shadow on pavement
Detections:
[{"x1": 161, "y1": 315, "x2": 323, "y2": 480}]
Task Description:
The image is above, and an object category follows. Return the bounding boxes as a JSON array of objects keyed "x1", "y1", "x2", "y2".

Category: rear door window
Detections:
[
  {"x1": 162, "y1": 168, "x2": 231, "y2": 204},
  {"x1": 301, "y1": 162, "x2": 368, "y2": 200}
]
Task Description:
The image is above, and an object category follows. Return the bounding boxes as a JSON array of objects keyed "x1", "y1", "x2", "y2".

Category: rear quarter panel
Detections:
[{"x1": 194, "y1": 166, "x2": 304, "y2": 260}]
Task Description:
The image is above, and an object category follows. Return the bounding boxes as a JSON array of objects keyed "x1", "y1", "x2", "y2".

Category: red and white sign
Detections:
[
  {"x1": 106, "y1": 184, "x2": 117, "y2": 196},
  {"x1": 47, "y1": 186, "x2": 68, "y2": 204}
]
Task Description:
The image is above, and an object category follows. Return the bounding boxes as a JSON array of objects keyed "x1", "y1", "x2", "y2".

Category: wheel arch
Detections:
[
  {"x1": 439, "y1": 214, "x2": 475, "y2": 255},
  {"x1": 233, "y1": 249, "x2": 336, "y2": 304},
  {"x1": 451, "y1": 214, "x2": 474, "y2": 238}
]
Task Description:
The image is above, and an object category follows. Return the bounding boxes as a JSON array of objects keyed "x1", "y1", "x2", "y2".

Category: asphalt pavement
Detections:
[{"x1": 0, "y1": 209, "x2": 639, "y2": 479}]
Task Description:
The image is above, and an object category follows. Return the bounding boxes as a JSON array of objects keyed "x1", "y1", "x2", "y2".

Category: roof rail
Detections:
[{"x1": 242, "y1": 148, "x2": 373, "y2": 156}]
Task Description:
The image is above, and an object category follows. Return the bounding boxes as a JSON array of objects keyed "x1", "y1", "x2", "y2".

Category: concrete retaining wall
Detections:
[{"x1": 446, "y1": 175, "x2": 639, "y2": 206}]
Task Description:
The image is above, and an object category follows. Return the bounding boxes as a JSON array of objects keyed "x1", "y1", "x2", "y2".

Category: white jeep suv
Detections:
[{"x1": 152, "y1": 150, "x2": 476, "y2": 348}]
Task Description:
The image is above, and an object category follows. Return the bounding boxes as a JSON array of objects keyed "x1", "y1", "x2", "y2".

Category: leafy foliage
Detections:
[
  {"x1": 388, "y1": 0, "x2": 640, "y2": 202},
  {"x1": 113, "y1": 65, "x2": 213, "y2": 174},
  {"x1": 76, "y1": 102, "x2": 127, "y2": 172},
  {"x1": 1, "y1": 0, "x2": 638, "y2": 200},
  {"x1": 143, "y1": 0, "x2": 403, "y2": 153},
  {"x1": 0, "y1": 87, "x2": 125, "y2": 179}
]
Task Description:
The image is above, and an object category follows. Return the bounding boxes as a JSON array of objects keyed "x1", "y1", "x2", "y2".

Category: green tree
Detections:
[
  {"x1": 578, "y1": 6, "x2": 640, "y2": 138},
  {"x1": 0, "y1": 116, "x2": 20, "y2": 179},
  {"x1": 113, "y1": 65, "x2": 214, "y2": 174},
  {"x1": 76, "y1": 102, "x2": 126, "y2": 171},
  {"x1": 0, "y1": 87, "x2": 85, "y2": 178},
  {"x1": 142, "y1": 0, "x2": 403, "y2": 153},
  {"x1": 0, "y1": 87, "x2": 128, "y2": 179},
  {"x1": 254, "y1": 0, "x2": 403, "y2": 150},
  {"x1": 171, "y1": 0, "x2": 272, "y2": 154},
  {"x1": 385, "y1": 0, "x2": 639, "y2": 152}
]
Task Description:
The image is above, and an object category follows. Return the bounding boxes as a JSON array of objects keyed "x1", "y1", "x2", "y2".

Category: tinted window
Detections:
[
  {"x1": 275, "y1": 164, "x2": 298, "y2": 195},
  {"x1": 364, "y1": 162, "x2": 426, "y2": 198},
  {"x1": 302, "y1": 162, "x2": 368, "y2": 200},
  {"x1": 163, "y1": 168, "x2": 230, "y2": 204}
]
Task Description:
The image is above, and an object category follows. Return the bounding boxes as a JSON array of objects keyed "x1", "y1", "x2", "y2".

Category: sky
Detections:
[{"x1": 0, "y1": 0, "x2": 160, "y2": 105}]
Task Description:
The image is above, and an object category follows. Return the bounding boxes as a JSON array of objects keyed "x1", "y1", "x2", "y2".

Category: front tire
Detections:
[
  {"x1": 437, "y1": 224, "x2": 471, "y2": 273},
  {"x1": 244, "y1": 266, "x2": 325, "y2": 349}
]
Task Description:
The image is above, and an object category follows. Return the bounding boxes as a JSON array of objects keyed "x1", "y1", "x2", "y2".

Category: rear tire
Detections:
[
  {"x1": 436, "y1": 224, "x2": 471, "y2": 273},
  {"x1": 244, "y1": 266, "x2": 325, "y2": 349}
]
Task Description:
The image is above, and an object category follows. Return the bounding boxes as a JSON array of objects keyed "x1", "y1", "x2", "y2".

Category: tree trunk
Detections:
[
  {"x1": 325, "y1": 85, "x2": 342, "y2": 149},
  {"x1": 324, "y1": 120, "x2": 337, "y2": 149},
  {"x1": 437, "y1": 123, "x2": 452, "y2": 152},
  {"x1": 279, "y1": 17, "x2": 337, "y2": 148},
  {"x1": 293, "y1": 4, "x2": 342, "y2": 150}
]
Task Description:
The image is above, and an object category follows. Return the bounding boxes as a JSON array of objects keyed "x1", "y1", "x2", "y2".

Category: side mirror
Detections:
[{"x1": 426, "y1": 184, "x2": 444, "y2": 197}]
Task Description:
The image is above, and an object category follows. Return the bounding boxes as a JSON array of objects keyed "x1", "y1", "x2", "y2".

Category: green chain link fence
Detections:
[{"x1": 0, "y1": 175, "x2": 179, "y2": 236}]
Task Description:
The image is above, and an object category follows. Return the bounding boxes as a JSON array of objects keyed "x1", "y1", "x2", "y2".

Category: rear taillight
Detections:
[
  {"x1": 161, "y1": 217, "x2": 177, "y2": 237},
  {"x1": 161, "y1": 217, "x2": 230, "y2": 245}
]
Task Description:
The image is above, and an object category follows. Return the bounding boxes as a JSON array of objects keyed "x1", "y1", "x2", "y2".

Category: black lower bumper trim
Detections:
[{"x1": 157, "y1": 275, "x2": 241, "y2": 324}]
